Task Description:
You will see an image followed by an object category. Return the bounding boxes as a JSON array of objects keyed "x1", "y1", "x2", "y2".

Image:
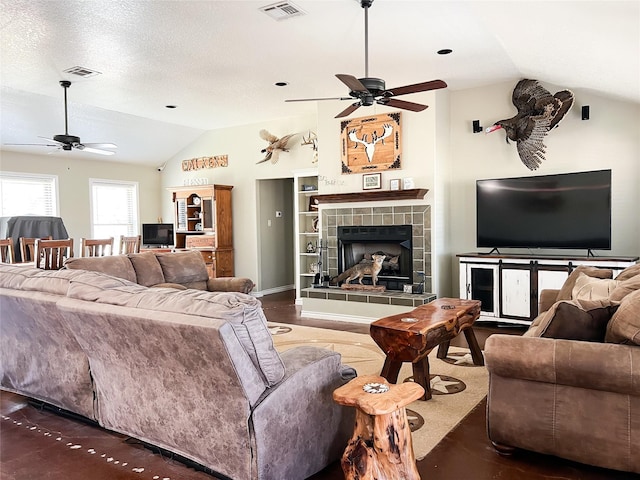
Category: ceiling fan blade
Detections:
[
  {"x1": 38, "y1": 136, "x2": 65, "y2": 145},
  {"x1": 383, "y1": 80, "x2": 447, "y2": 97},
  {"x1": 4, "y1": 143, "x2": 60, "y2": 147},
  {"x1": 285, "y1": 97, "x2": 352, "y2": 103},
  {"x1": 335, "y1": 103, "x2": 361, "y2": 118},
  {"x1": 336, "y1": 74, "x2": 368, "y2": 93},
  {"x1": 378, "y1": 98, "x2": 429, "y2": 112},
  {"x1": 82, "y1": 143, "x2": 117, "y2": 149},
  {"x1": 74, "y1": 144, "x2": 116, "y2": 156}
]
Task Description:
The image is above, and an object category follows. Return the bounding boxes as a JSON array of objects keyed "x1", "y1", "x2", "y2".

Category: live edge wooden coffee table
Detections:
[{"x1": 370, "y1": 298, "x2": 483, "y2": 400}]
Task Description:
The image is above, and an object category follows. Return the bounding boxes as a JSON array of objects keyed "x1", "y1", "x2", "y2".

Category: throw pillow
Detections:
[
  {"x1": 556, "y1": 266, "x2": 613, "y2": 302},
  {"x1": 156, "y1": 250, "x2": 209, "y2": 285},
  {"x1": 530, "y1": 299, "x2": 616, "y2": 342},
  {"x1": 614, "y1": 263, "x2": 640, "y2": 282},
  {"x1": 609, "y1": 274, "x2": 640, "y2": 302},
  {"x1": 605, "y1": 289, "x2": 640, "y2": 345},
  {"x1": 571, "y1": 272, "x2": 620, "y2": 301},
  {"x1": 127, "y1": 251, "x2": 165, "y2": 287}
]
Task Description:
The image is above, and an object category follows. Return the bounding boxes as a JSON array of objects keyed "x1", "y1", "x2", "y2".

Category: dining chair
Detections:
[
  {"x1": 20, "y1": 236, "x2": 53, "y2": 263},
  {"x1": 119, "y1": 235, "x2": 141, "y2": 254},
  {"x1": 35, "y1": 238, "x2": 74, "y2": 270},
  {"x1": 80, "y1": 237, "x2": 114, "y2": 257},
  {"x1": 0, "y1": 238, "x2": 16, "y2": 264}
]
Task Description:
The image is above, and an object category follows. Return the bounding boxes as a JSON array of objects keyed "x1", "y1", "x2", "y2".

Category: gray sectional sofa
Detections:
[{"x1": 0, "y1": 260, "x2": 355, "y2": 480}]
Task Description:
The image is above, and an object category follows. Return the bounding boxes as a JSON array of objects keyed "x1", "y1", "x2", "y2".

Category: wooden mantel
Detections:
[{"x1": 311, "y1": 188, "x2": 428, "y2": 205}]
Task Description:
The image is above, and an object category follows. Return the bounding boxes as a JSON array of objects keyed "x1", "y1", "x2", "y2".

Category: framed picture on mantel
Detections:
[{"x1": 363, "y1": 172, "x2": 382, "y2": 190}]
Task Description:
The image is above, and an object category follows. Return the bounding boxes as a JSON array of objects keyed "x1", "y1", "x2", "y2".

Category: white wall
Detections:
[{"x1": 0, "y1": 150, "x2": 162, "y2": 256}]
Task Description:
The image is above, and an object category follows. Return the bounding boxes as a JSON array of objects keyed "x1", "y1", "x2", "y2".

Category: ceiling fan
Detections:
[
  {"x1": 6, "y1": 80, "x2": 117, "y2": 156},
  {"x1": 285, "y1": 0, "x2": 447, "y2": 118}
]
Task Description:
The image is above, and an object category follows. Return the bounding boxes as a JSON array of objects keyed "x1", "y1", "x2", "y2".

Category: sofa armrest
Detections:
[
  {"x1": 250, "y1": 346, "x2": 355, "y2": 480},
  {"x1": 538, "y1": 289, "x2": 559, "y2": 314},
  {"x1": 485, "y1": 334, "x2": 640, "y2": 395},
  {"x1": 206, "y1": 277, "x2": 255, "y2": 294}
]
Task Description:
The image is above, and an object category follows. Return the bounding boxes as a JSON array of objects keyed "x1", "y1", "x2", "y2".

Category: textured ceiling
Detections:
[{"x1": 1, "y1": 0, "x2": 638, "y2": 166}]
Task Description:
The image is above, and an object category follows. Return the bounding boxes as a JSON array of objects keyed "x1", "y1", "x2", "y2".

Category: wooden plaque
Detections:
[{"x1": 340, "y1": 112, "x2": 401, "y2": 174}]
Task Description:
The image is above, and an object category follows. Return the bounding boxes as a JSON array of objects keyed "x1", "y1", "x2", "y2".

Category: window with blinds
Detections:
[
  {"x1": 90, "y1": 179, "x2": 139, "y2": 242},
  {"x1": 0, "y1": 172, "x2": 59, "y2": 216}
]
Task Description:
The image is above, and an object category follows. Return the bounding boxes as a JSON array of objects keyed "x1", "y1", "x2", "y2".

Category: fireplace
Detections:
[
  {"x1": 321, "y1": 204, "x2": 432, "y2": 294},
  {"x1": 336, "y1": 225, "x2": 413, "y2": 291}
]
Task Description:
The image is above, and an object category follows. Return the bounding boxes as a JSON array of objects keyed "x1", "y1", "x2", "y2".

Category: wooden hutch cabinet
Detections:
[{"x1": 169, "y1": 184, "x2": 234, "y2": 278}]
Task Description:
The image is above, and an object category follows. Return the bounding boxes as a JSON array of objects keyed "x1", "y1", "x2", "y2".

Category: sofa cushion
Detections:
[
  {"x1": 556, "y1": 265, "x2": 613, "y2": 302},
  {"x1": 67, "y1": 271, "x2": 285, "y2": 386},
  {"x1": 0, "y1": 264, "x2": 40, "y2": 289},
  {"x1": 605, "y1": 289, "x2": 640, "y2": 345},
  {"x1": 127, "y1": 251, "x2": 165, "y2": 287},
  {"x1": 64, "y1": 255, "x2": 137, "y2": 283},
  {"x1": 614, "y1": 263, "x2": 640, "y2": 282},
  {"x1": 528, "y1": 299, "x2": 617, "y2": 342},
  {"x1": 155, "y1": 250, "x2": 209, "y2": 289},
  {"x1": 571, "y1": 272, "x2": 620, "y2": 301}
]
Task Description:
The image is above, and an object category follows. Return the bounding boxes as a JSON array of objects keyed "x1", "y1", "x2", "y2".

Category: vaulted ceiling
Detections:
[{"x1": 1, "y1": 0, "x2": 638, "y2": 166}]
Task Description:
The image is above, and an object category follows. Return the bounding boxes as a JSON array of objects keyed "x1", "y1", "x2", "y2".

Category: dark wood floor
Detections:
[{"x1": 1, "y1": 290, "x2": 636, "y2": 480}]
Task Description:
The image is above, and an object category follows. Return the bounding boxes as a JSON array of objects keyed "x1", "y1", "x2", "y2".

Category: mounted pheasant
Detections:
[
  {"x1": 257, "y1": 129, "x2": 297, "y2": 164},
  {"x1": 486, "y1": 79, "x2": 574, "y2": 170}
]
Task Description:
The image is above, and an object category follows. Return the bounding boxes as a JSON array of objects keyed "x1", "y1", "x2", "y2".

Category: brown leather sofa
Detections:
[
  {"x1": 64, "y1": 249, "x2": 255, "y2": 293},
  {"x1": 485, "y1": 263, "x2": 640, "y2": 474}
]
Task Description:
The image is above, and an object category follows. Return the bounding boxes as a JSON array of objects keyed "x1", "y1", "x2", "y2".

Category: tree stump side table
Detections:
[
  {"x1": 370, "y1": 298, "x2": 483, "y2": 400},
  {"x1": 333, "y1": 374, "x2": 425, "y2": 480}
]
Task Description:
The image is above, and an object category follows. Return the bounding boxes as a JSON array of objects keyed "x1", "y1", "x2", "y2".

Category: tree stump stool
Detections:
[{"x1": 333, "y1": 374, "x2": 425, "y2": 480}]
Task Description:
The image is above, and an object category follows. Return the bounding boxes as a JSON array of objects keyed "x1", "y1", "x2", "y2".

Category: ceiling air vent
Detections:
[
  {"x1": 260, "y1": 2, "x2": 305, "y2": 20},
  {"x1": 63, "y1": 66, "x2": 102, "y2": 78}
]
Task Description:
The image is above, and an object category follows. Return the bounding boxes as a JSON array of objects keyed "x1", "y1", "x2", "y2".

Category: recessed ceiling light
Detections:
[
  {"x1": 275, "y1": 82, "x2": 289, "y2": 87},
  {"x1": 437, "y1": 49, "x2": 453, "y2": 55},
  {"x1": 165, "y1": 105, "x2": 177, "y2": 109}
]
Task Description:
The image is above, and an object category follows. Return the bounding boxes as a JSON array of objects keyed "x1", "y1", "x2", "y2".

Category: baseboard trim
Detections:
[
  {"x1": 299, "y1": 309, "x2": 373, "y2": 324},
  {"x1": 251, "y1": 284, "x2": 294, "y2": 298}
]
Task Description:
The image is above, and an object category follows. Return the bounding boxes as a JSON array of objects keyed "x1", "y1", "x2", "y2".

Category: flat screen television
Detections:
[
  {"x1": 476, "y1": 169, "x2": 611, "y2": 251},
  {"x1": 142, "y1": 223, "x2": 174, "y2": 247}
]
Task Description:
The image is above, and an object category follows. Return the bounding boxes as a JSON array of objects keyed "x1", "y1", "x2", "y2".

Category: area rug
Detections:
[{"x1": 268, "y1": 323, "x2": 488, "y2": 460}]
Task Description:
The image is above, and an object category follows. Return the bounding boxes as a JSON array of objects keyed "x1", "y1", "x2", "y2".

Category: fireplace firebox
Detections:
[{"x1": 336, "y1": 225, "x2": 413, "y2": 291}]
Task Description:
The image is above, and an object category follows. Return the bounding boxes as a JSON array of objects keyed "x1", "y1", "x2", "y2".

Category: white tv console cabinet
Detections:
[{"x1": 458, "y1": 253, "x2": 638, "y2": 325}]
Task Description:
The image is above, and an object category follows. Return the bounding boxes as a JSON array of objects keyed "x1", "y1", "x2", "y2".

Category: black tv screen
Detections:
[
  {"x1": 142, "y1": 223, "x2": 174, "y2": 247},
  {"x1": 476, "y1": 170, "x2": 611, "y2": 250}
]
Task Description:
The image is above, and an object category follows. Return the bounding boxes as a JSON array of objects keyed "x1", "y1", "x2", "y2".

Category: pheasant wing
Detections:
[{"x1": 259, "y1": 129, "x2": 278, "y2": 143}]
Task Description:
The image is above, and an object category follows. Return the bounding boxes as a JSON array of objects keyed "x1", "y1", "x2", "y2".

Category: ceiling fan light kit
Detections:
[
  {"x1": 5, "y1": 80, "x2": 117, "y2": 156},
  {"x1": 286, "y1": 0, "x2": 447, "y2": 118}
]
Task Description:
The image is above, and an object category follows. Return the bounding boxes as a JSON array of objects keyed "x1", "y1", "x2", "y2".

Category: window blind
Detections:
[
  {"x1": 0, "y1": 172, "x2": 58, "y2": 216},
  {"x1": 90, "y1": 179, "x2": 139, "y2": 239}
]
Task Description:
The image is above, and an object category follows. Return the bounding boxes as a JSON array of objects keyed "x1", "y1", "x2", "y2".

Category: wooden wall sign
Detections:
[
  {"x1": 181, "y1": 155, "x2": 228, "y2": 171},
  {"x1": 340, "y1": 112, "x2": 401, "y2": 174}
]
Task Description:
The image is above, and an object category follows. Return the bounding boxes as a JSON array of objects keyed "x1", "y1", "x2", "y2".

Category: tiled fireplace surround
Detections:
[{"x1": 321, "y1": 203, "x2": 432, "y2": 293}]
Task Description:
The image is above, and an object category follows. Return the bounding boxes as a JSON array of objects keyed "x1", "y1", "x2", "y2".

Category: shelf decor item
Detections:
[
  {"x1": 363, "y1": 172, "x2": 382, "y2": 190},
  {"x1": 390, "y1": 178, "x2": 401, "y2": 191}
]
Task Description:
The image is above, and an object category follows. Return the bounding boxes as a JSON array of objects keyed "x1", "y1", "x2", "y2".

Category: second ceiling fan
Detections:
[{"x1": 286, "y1": 0, "x2": 447, "y2": 118}]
